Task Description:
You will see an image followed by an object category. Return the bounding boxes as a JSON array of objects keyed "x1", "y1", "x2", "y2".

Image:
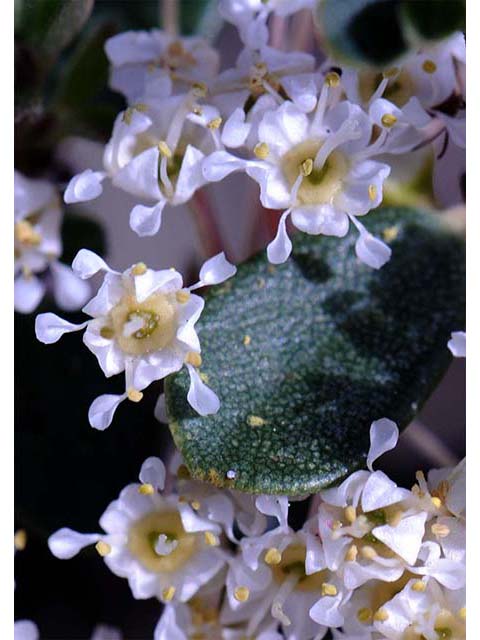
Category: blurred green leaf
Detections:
[{"x1": 401, "y1": 0, "x2": 465, "y2": 42}]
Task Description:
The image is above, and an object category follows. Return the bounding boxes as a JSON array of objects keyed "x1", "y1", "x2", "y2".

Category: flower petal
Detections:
[
  {"x1": 130, "y1": 201, "x2": 165, "y2": 237},
  {"x1": 72, "y1": 249, "x2": 114, "y2": 279},
  {"x1": 139, "y1": 456, "x2": 166, "y2": 491},
  {"x1": 355, "y1": 228, "x2": 392, "y2": 269},
  {"x1": 35, "y1": 313, "x2": 87, "y2": 344},
  {"x1": 88, "y1": 393, "x2": 127, "y2": 430},
  {"x1": 221, "y1": 107, "x2": 251, "y2": 147},
  {"x1": 267, "y1": 210, "x2": 292, "y2": 264},
  {"x1": 196, "y1": 252, "x2": 237, "y2": 288},
  {"x1": 367, "y1": 418, "x2": 399, "y2": 471},
  {"x1": 186, "y1": 364, "x2": 220, "y2": 416},
  {"x1": 64, "y1": 169, "x2": 106, "y2": 204},
  {"x1": 255, "y1": 495, "x2": 289, "y2": 529},
  {"x1": 50, "y1": 262, "x2": 91, "y2": 311},
  {"x1": 447, "y1": 331, "x2": 466, "y2": 357},
  {"x1": 48, "y1": 528, "x2": 100, "y2": 559},
  {"x1": 14, "y1": 275, "x2": 46, "y2": 314}
]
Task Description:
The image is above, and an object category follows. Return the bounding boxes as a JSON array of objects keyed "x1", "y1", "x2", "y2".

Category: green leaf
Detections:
[
  {"x1": 165, "y1": 208, "x2": 465, "y2": 495},
  {"x1": 400, "y1": 0, "x2": 465, "y2": 42}
]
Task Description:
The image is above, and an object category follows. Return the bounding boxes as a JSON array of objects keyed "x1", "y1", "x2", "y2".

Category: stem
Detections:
[
  {"x1": 162, "y1": 0, "x2": 178, "y2": 37},
  {"x1": 188, "y1": 189, "x2": 225, "y2": 258}
]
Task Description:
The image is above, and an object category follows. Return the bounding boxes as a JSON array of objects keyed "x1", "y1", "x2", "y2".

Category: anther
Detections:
[
  {"x1": 127, "y1": 389, "x2": 143, "y2": 403},
  {"x1": 368, "y1": 184, "x2": 378, "y2": 201},
  {"x1": 431, "y1": 496, "x2": 442, "y2": 509},
  {"x1": 138, "y1": 483, "x2": 155, "y2": 495},
  {"x1": 373, "y1": 608, "x2": 389, "y2": 622},
  {"x1": 234, "y1": 586, "x2": 250, "y2": 602},
  {"x1": 325, "y1": 71, "x2": 341, "y2": 87},
  {"x1": 344, "y1": 506, "x2": 356, "y2": 524},
  {"x1": 185, "y1": 352, "x2": 202, "y2": 367},
  {"x1": 412, "y1": 580, "x2": 427, "y2": 592},
  {"x1": 264, "y1": 547, "x2": 282, "y2": 565},
  {"x1": 162, "y1": 586, "x2": 176, "y2": 602},
  {"x1": 204, "y1": 531, "x2": 219, "y2": 546},
  {"x1": 247, "y1": 415, "x2": 265, "y2": 427},
  {"x1": 192, "y1": 82, "x2": 208, "y2": 98},
  {"x1": 207, "y1": 117, "x2": 222, "y2": 130},
  {"x1": 321, "y1": 583, "x2": 338, "y2": 596},
  {"x1": 176, "y1": 290, "x2": 191, "y2": 304},
  {"x1": 95, "y1": 540, "x2": 111, "y2": 557},
  {"x1": 357, "y1": 607, "x2": 373, "y2": 623},
  {"x1": 132, "y1": 262, "x2": 147, "y2": 276},
  {"x1": 360, "y1": 546, "x2": 377, "y2": 560},
  {"x1": 254, "y1": 142, "x2": 270, "y2": 159},
  {"x1": 243, "y1": 335, "x2": 251, "y2": 346},
  {"x1": 345, "y1": 544, "x2": 358, "y2": 562},
  {"x1": 158, "y1": 140, "x2": 173, "y2": 158},
  {"x1": 422, "y1": 59, "x2": 437, "y2": 74},
  {"x1": 301, "y1": 158, "x2": 313, "y2": 176},
  {"x1": 14, "y1": 529, "x2": 27, "y2": 551},
  {"x1": 431, "y1": 523, "x2": 450, "y2": 538},
  {"x1": 381, "y1": 113, "x2": 397, "y2": 128},
  {"x1": 191, "y1": 500, "x2": 201, "y2": 511}
]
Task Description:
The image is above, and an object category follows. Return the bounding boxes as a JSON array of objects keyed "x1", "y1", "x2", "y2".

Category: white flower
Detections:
[
  {"x1": 14, "y1": 621, "x2": 39, "y2": 640},
  {"x1": 105, "y1": 30, "x2": 219, "y2": 103},
  {"x1": 35, "y1": 250, "x2": 236, "y2": 429},
  {"x1": 448, "y1": 331, "x2": 466, "y2": 357},
  {"x1": 219, "y1": 0, "x2": 315, "y2": 49},
  {"x1": 14, "y1": 171, "x2": 90, "y2": 313},
  {"x1": 204, "y1": 76, "x2": 392, "y2": 266},
  {"x1": 64, "y1": 91, "x2": 223, "y2": 238},
  {"x1": 48, "y1": 457, "x2": 228, "y2": 604},
  {"x1": 90, "y1": 625, "x2": 122, "y2": 640}
]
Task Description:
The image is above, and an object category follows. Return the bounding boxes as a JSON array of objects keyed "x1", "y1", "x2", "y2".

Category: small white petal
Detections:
[
  {"x1": 361, "y1": 470, "x2": 411, "y2": 512},
  {"x1": 35, "y1": 313, "x2": 87, "y2": 344},
  {"x1": 448, "y1": 331, "x2": 466, "y2": 357},
  {"x1": 195, "y1": 252, "x2": 237, "y2": 288},
  {"x1": 355, "y1": 229, "x2": 392, "y2": 269},
  {"x1": 154, "y1": 393, "x2": 168, "y2": 423},
  {"x1": 72, "y1": 249, "x2": 113, "y2": 280},
  {"x1": 367, "y1": 418, "x2": 399, "y2": 471},
  {"x1": 64, "y1": 169, "x2": 105, "y2": 204},
  {"x1": 90, "y1": 624, "x2": 123, "y2": 640},
  {"x1": 267, "y1": 210, "x2": 292, "y2": 264},
  {"x1": 88, "y1": 393, "x2": 127, "y2": 430},
  {"x1": 202, "y1": 151, "x2": 248, "y2": 182},
  {"x1": 186, "y1": 363, "x2": 220, "y2": 416},
  {"x1": 139, "y1": 456, "x2": 166, "y2": 491},
  {"x1": 50, "y1": 262, "x2": 91, "y2": 311},
  {"x1": 14, "y1": 620, "x2": 39, "y2": 640},
  {"x1": 255, "y1": 495, "x2": 289, "y2": 529},
  {"x1": 129, "y1": 201, "x2": 165, "y2": 237},
  {"x1": 373, "y1": 512, "x2": 427, "y2": 564},
  {"x1": 221, "y1": 108, "x2": 251, "y2": 147},
  {"x1": 48, "y1": 527, "x2": 100, "y2": 559},
  {"x1": 134, "y1": 268, "x2": 182, "y2": 303},
  {"x1": 14, "y1": 275, "x2": 46, "y2": 314}
]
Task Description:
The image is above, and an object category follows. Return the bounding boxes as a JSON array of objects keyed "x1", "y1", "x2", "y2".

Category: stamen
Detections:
[
  {"x1": 360, "y1": 545, "x2": 377, "y2": 560},
  {"x1": 207, "y1": 117, "x2": 222, "y2": 130},
  {"x1": 254, "y1": 142, "x2": 270, "y2": 159},
  {"x1": 345, "y1": 544, "x2": 358, "y2": 562},
  {"x1": 431, "y1": 496, "x2": 442, "y2": 509},
  {"x1": 185, "y1": 352, "x2": 202, "y2": 367},
  {"x1": 204, "y1": 531, "x2": 219, "y2": 546},
  {"x1": 191, "y1": 500, "x2": 201, "y2": 511},
  {"x1": 387, "y1": 509, "x2": 403, "y2": 527},
  {"x1": 160, "y1": 155, "x2": 174, "y2": 196},
  {"x1": 264, "y1": 547, "x2": 282, "y2": 565},
  {"x1": 373, "y1": 608, "x2": 389, "y2": 622},
  {"x1": 422, "y1": 59, "x2": 437, "y2": 74},
  {"x1": 176, "y1": 290, "x2": 190, "y2": 303},
  {"x1": 325, "y1": 71, "x2": 340, "y2": 87},
  {"x1": 131, "y1": 262, "x2": 148, "y2": 276},
  {"x1": 138, "y1": 483, "x2": 155, "y2": 495},
  {"x1": 162, "y1": 586, "x2": 176, "y2": 602},
  {"x1": 381, "y1": 113, "x2": 397, "y2": 128},
  {"x1": 313, "y1": 119, "x2": 360, "y2": 170},
  {"x1": 357, "y1": 607, "x2": 373, "y2": 623},
  {"x1": 368, "y1": 184, "x2": 378, "y2": 201},
  {"x1": 192, "y1": 82, "x2": 208, "y2": 98},
  {"x1": 321, "y1": 583, "x2": 338, "y2": 596},
  {"x1": 431, "y1": 523, "x2": 450, "y2": 538},
  {"x1": 14, "y1": 529, "x2": 27, "y2": 551},
  {"x1": 412, "y1": 580, "x2": 427, "y2": 592},
  {"x1": 95, "y1": 540, "x2": 111, "y2": 557},
  {"x1": 15, "y1": 220, "x2": 41, "y2": 246},
  {"x1": 234, "y1": 586, "x2": 250, "y2": 602},
  {"x1": 127, "y1": 389, "x2": 143, "y2": 403},
  {"x1": 344, "y1": 506, "x2": 356, "y2": 523}
]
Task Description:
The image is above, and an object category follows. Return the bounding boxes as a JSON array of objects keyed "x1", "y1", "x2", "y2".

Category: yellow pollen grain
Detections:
[
  {"x1": 422, "y1": 59, "x2": 437, "y2": 74},
  {"x1": 321, "y1": 583, "x2": 338, "y2": 597},
  {"x1": 254, "y1": 142, "x2": 270, "y2": 159},
  {"x1": 382, "y1": 225, "x2": 399, "y2": 242},
  {"x1": 127, "y1": 389, "x2": 143, "y2": 403},
  {"x1": 383, "y1": 66, "x2": 399, "y2": 78},
  {"x1": 176, "y1": 290, "x2": 191, "y2": 304},
  {"x1": 368, "y1": 184, "x2": 378, "y2": 201},
  {"x1": 207, "y1": 117, "x2": 222, "y2": 130},
  {"x1": 204, "y1": 531, "x2": 219, "y2": 546},
  {"x1": 185, "y1": 352, "x2": 202, "y2": 367},
  {"x1": 14, "y1": 529, "x2": 27, "y2": 551},
  {"x1": 192, "y1": 81, "x2": 208, "y2": 97},
  {"x1": 412, "y1": 580, "x2": 427, "y2": 592},
  {"x1": 345, "y1": 544, "x2": 358, "y2": 562},
  {"x1": 95, "y1": 540, "x2": 111, "y2": 557},
  {"x1": 138, "y1": 483, "x2": 155, "y2": 495},
  {"x1": 243, "y1": 334, "x2": 251, "y2": 346},
  {"x1": 247, "y1": 415, "x2": 265, "y2": 427},
  {"x1": 373, "y1": 608, "x2": 389, "y2": 622},
  {"x1": 158, "y1": 140, "x2": 173, "y2": 158},
  {"x1": 234, "y1": 586, "x2": 250, "y2": 602},
  {"x1": 431, "y1": 496, "x2": 442, "y2": 509},
  {"x1": 458, "y1": 607, "x2": 466, "y2": 620},
  {"x1": 132, "y1": 262, "x2": 147, "y2": 276},
  {"x1": 381, "y1": 113, "x2": 397, "y2": 128},
  {"x1": 344, "y1": 505, "x2": 356, "y2": 523},
  {"x1": 301, "y1": 158, "x2": 313, "y2": 177},
  {"x1": 357, "y1": 607, "x2": 373, "y2": 624},
  {"x1": 361, "y1": 546, "x2": 377, "y2": 560},
  {"x1": 431, "y1": 523, "x2": 450, "y2": 538},
  {"x1": 191, "y1": 500, "x2": 201, "y2": 511},
  {"x1": 265, "y1": 547, "x2": 282, "y2": 565},
  {"x1": 162, "y1": 586, "x2": 176, "y2": 602},
  {"x1": 325, "y1": 71, "x2": 341, "y2": 87}
]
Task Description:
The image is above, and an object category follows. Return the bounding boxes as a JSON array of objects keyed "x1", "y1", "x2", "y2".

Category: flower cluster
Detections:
[{"x1": 48, "y1": 419, "x2": 465, "y2": 639}]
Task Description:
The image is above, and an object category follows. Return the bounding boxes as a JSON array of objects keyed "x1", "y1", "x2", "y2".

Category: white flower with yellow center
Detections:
[
  {"x1": 203, "y1": 76, "x2": 393, "y2": 267},
  {"x1": 64, "y1": 90, "x2": 222, "y2": 238},
  {"x1": 212, "y1": 45, "x2": 318, "y2": 118},
  {"x1": 14, "y1": 171, "x2": 90, "y2": 314},
  {"x1": 219, "y1": 0, "x2": 315, "y2": 49},
  {"x1": 35, "y1": 249, "x2": 236, "y2": 429},
  {"x1": 105, "y1": 30, "x2": 219, "y2": 103},
  {"x1": 48, "y1": 457, "x2": 228, "y2": 605}
]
